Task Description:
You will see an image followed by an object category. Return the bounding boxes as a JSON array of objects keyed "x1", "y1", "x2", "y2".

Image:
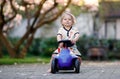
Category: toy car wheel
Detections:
[
  {"x1": 75, "y1": 59, "x2": 80, "y2": 73},
  {"x1": 51, "y1": 58, "x2": 57, "y2": 73}
]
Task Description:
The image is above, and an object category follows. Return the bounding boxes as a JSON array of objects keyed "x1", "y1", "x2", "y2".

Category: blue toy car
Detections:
[{"x1": 51, "y1": 40, "x2": 81, "y2": 73}]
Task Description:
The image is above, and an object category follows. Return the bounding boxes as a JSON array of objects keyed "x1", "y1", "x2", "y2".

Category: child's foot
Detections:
[{"x1": 47, "y1": 69, "x2": 51, "y2": 73}]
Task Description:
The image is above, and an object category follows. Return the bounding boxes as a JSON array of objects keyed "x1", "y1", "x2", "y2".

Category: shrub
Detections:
[
  {"x1": 28, "y1": 38, "x2": 42, "y2": 56},
  {"x1": 39, "y1": 37, "x2": 57, "y2": 57},
  {"x1": 2, "y1": 36, "x2": 120, "y2": 59}
]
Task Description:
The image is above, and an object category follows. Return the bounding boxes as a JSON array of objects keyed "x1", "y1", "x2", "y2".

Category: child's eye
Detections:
[{"x1": 64, "y1": 19, "x2": 67, "y2": 20}]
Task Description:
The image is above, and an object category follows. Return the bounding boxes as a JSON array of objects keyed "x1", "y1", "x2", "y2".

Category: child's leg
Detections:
[
  {"x1": 69, "y1": 47, "x2": 82, "y2": 63},
  {"x1": 47, "y1": 48, "x2": 60, "y2": 73},
  {"x1": 76, "y1": 55, "x2": 82, "y2": 64},
  {"x1": 47, "y1": 53, "x2": 57, "y2": 72}
]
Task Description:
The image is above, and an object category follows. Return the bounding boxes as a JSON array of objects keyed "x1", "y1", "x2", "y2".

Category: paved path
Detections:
[{"x1": 0, "y1": 61, "x2": 120, "y2": 79}]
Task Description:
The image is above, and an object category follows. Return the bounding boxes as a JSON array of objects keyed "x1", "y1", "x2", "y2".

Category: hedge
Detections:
[{"x1": 1, "y1": 36, "x2": 120, "y2": 59}]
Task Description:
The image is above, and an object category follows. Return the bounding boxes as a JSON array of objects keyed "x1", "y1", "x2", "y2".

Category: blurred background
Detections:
[{"x1": 0, "y1": 0, "x2": 120, "y2": 63}]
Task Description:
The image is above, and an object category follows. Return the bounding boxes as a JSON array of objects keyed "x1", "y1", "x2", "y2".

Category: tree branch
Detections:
[
  {"x1": 34, "y1": 1, "x2": 58, "y2": 28},
  {"x1": 0, "y1": 0, "x2": 6, "y2": 30},
  {"x1": 15, "y1": 0, "x2": 71, "y2": 50},
  {"x1": 35, "y1": 0, "x2": 72, "y2": 29},
  {"x1": 31, "y1": 0, "x2": 46, "y2": 28},
  {"x1": 15, "y1": 0, "x2": 46, "y2": 50},
  {"x1": 5, "y1": 0, "x2": 17, "y2": 23}
]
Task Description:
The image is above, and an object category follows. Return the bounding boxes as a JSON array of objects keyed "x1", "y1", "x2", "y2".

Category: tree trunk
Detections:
[
  {"x1": 0, "y1": 0, "x2": 72, "y2": 58},
  {"x1": 18, "y1": 34, "x2": 34, "y2": 58},
  {"x1": 0, "y1": 41, "x2": 3, "y2": 58},
  {"x1": 0, "y1": 31, "x2": 16, "y2": 58}
]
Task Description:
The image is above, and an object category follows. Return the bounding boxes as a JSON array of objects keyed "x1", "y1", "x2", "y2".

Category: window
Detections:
[{"x1": 105, "y1": 21, "x2": 116, "y2": 39}]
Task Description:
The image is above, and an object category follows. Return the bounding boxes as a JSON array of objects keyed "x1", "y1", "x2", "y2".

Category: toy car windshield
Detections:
[{"x1": 58, "y1": 40, "x2": 74, "y2": 47}]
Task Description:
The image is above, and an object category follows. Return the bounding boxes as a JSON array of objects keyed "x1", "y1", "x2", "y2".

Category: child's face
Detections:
[{"x1": 61, "y1": 14, "x2": 73, "y2": 27}]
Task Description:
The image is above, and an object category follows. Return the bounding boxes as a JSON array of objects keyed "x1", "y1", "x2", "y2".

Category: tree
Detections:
[{"x1": 0, "y1": 0, "x2": 73, "y2": 58}]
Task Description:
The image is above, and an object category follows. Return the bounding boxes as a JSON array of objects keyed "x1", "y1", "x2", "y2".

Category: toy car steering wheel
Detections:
[{"x1": 58, "y1": 40, "x2": 74, "y2": 47}]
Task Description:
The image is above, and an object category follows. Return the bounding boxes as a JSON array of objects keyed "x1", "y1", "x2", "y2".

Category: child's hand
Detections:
[
  {"x1": 59, "y1": 42, "x2": 64, "y2": 48},
  {"x1": 70, "y1": 39, "x2": 76, "y2": 44}
]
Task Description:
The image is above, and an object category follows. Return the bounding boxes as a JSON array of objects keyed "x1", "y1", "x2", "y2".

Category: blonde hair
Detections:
[{"x1": 61, "y1": 12, "x2": 76, "y2": 25}]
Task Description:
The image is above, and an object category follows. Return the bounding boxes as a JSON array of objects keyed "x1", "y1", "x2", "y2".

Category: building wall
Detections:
[
  {"x1": 75, "y1": 13, "x2": 93, "y2": 36},
  {"x1": 98, "y1": 19, "x2": 120, "y2": 40},
  {"x1": 116, "y1": 19, "x2": 120, "y2": 39},
  {"x1": 98, "y1": 22, "x2": 105, "y2": 39}
]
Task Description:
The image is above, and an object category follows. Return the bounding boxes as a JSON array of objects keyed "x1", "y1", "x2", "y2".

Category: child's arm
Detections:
[
  {"x1": 57, "y1": 34, "x2": 62, "y2": 41},
  {"x1": 71, "y1": 32, "x2": 80, "y2": 44},
  {"x1": 57, "y1": 28, "x2": 62, "y2": 41},
  {"x1": 57, "y1": 34, "x2": 63, "y2": 48}
]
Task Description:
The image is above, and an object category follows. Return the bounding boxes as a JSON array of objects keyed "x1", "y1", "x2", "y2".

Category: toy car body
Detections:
[{"x1": 51, "y1": 40, "x2": 81, "y2": 73}]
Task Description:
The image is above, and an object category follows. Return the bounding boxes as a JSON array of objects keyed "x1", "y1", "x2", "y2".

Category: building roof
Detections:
[{"x1": 100, "y1": 1, "x2": 120, "y2": 19}]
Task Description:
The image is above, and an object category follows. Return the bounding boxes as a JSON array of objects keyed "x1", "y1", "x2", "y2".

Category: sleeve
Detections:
[
  {"x1": 57, "y1": 28, "x2": 63, "y2": 41},
  {"x1": 57, "y1": 28, "x2": 62, "y2": 36},
  {"x1": 74, "y1": 28, "x2": 80, "y2": 38}
]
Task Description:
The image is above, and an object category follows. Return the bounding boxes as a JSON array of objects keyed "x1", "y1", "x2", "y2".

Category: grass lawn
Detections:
[{"x1": 0, "y1": 56, "x2": 50, "y2": 65}]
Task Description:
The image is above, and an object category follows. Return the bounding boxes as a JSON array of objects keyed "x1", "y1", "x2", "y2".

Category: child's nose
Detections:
[{"x1": 66, "y1": 20, "x2": 69, "y2": 22}]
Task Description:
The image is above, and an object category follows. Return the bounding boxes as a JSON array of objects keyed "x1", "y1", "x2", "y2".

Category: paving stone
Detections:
[{"x1": 0, "y1": 61, "x2": 120, "y2": 79}]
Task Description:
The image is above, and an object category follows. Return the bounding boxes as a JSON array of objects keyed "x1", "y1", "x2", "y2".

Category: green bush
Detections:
[
  {"x1": 39, "y1": 37, "x2": 57, "y2": 57},
  {"x1": 28, "y1": 37, "x2": 120, "y2": 59},
  {"x1": 28, "y1": 38, "x2": 42, "y2": 56},
  {"x1": 114, "y1": 40, "x2": 120, "y2": 52},
  {"x1": 2, "y1": 36, "x2": 120, "y2": 59},
  {"x1": 77, "y1": 35, "x2": 89, "y2": 57},
  {"x1": 28, "y1": 38, "x2": 57, "y2": 56}
]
